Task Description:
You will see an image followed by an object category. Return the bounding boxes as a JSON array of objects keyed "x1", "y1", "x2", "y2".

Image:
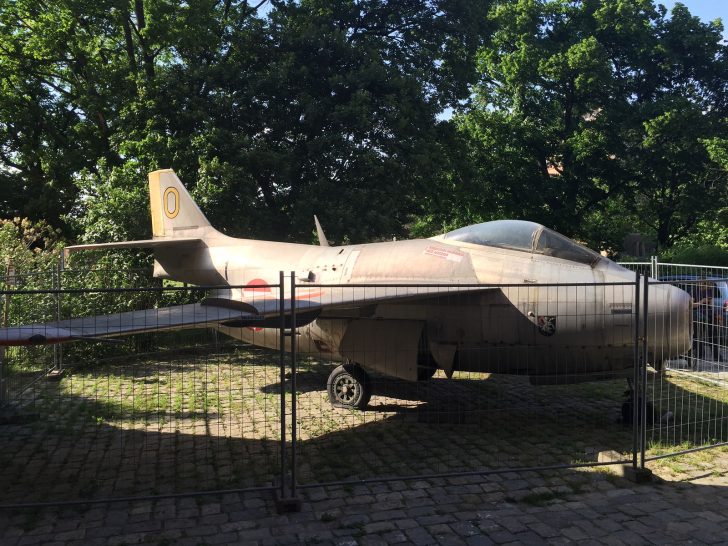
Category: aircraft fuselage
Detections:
[{"x1": 154, "y1": 233, "x2": 691, "y2": 384}]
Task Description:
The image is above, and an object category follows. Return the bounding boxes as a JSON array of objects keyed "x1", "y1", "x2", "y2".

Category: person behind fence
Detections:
[{"x1": 692, "y1": 282, "x2": 717, "y2": 360}]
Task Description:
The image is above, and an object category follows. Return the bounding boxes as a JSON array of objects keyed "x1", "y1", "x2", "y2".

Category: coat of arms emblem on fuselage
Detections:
[{"x1": 537, "y1": 315, "x2": 557, "y2": 336}]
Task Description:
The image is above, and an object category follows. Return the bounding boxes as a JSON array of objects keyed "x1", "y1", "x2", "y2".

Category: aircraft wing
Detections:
[
  {"x1": 204, "y1": 284, "x2": 493, "y2": 317},
  {"x1": 1, "y1": 285, "x2": 493, "y2": 347},
  {"x1": 0, "y1": 302, "x2": 262, "y2": 347}
]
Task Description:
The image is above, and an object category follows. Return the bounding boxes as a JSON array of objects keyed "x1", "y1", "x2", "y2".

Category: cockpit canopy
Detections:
[{"x1": 440, "y1": 220, "x2": 601, "y2": 266}]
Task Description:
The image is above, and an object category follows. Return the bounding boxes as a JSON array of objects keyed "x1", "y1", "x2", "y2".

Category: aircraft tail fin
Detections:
[
  {"x1": 314, "y1": 215, "x2": 330, "y2": 247},
  {"x1": 149, "y1": 169, "x2": 215, "y2": 239}
]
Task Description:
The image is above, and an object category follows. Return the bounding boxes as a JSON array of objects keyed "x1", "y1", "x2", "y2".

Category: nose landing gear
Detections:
[{"x1": 621, "y1": 379, "x2": 655, "y2": 425}]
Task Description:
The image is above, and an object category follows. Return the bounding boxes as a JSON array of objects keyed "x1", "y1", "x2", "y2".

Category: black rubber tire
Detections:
[
  {"x1": 621, "y1": 398, "x2": 656, "y2": 426},
  {"x1": 327, "y1": 364, "x2": 371, "y2": 410}
]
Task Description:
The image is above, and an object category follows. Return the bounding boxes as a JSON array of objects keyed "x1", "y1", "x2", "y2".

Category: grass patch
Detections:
[{"x1": 3, "y1": 341, "x2": 728, "y2": 502}]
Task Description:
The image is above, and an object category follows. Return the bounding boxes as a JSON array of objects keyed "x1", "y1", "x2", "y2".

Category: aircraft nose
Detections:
[{"x1": 646, "y1": 282, "x2": 692, "y2": 359}]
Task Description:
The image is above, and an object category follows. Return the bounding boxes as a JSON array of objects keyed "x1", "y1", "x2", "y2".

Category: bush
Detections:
[
  {"x1": 1, "y1": 219, "x2": 200, "y2": 366},
  {"x1": 660, "y1": 245, "x2": 728, "y2": 267}
]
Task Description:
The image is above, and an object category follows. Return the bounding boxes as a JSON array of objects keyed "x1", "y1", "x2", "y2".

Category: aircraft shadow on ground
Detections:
[{"x1": 1, "y1": 353, "x2": 727, "y2": 505}]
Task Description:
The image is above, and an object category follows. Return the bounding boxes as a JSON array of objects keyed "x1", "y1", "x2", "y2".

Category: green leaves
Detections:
[
  {"x1": 1, "y1": 0, "x2": 724, "y2": 256},
  {"x1": 453, "y1": 0, "x2": 728, "y2": 253},
  {"x1": 1, "y1": 0, "x2": 490, "y2": 245}
]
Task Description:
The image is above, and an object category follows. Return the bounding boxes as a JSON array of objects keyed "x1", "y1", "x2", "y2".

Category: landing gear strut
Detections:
[
  {"x1": 327, "y1": 363, "x2": 371, "y2": 410},
  {"x1": 621, "y1": 378, "x2": 654, "y2": 425}
]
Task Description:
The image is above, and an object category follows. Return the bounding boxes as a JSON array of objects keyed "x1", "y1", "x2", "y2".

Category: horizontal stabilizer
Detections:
[{"x1": 64, "y1": 238, "x2": 203, "y2": 260}]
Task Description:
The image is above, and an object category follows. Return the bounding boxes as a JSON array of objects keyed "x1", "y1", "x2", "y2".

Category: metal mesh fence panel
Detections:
[
  {"x1": 6, "y1": 264, "x2": 726, "y2": 504},
  {"x1": 292, "y1": 281, "x2": 640, "y2": 486},
  {"x1": 644, "y1": 277, "x2": 728, "y2": 464},
  {"x1": 622, "y1": 261, "x2": 728, "y2": 380},
  {"x1": 0, "y1": 276, "x2": 284, "y2": 505},
  {"x1": 617, "y1": 261, "x2": 654, "y2": 278},
  {"x1": 1, "y1": 269, "x2": 60, "y2": 402}
]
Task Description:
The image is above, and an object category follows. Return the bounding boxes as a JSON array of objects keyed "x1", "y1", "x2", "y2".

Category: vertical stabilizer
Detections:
[
  {"x1": 149, "y1": 170, "x2": 213, "y2": 239},
  {"x1": 314, "y1": 215, "x2": 330, "y2": 247}
]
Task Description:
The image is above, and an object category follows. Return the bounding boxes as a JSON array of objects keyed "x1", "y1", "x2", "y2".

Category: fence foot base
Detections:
[
  {"x1": 622, "y1": 466, "x2": 653, "y2": 483},
  {"x1": 46, "y1": 369, "x2": 65, "y2": 381},
  {"x1": 274, "y1": 491, "x2": 302, "y2": 513}
]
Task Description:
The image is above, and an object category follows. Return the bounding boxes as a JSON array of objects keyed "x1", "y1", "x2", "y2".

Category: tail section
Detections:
[{"x1": 149, "y1": 169, "x2": 214, "y2": 239}]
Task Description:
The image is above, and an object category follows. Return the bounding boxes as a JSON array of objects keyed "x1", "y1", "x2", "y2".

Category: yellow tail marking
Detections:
[
  {"x1": 163, "y1": 187, "x2": 180, "y2": 219},
  {"x1": 148, "y1": 171, "x2": 164, "y2": 237}
]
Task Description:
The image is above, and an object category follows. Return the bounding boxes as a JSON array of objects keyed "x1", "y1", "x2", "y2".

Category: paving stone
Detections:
[
  {"x1": 486, "y1": 530, "x2": 520, "y2": 544},
  {"x1": 527, "y1": 521, "x2": 560, "y2": 539},
  {"x1": 237, "y1": 527, "x2": 273, "y2": 541},
  {"x1": 451, "y1": 521, "x2": 480, "y2": 537},
  {"x1": 417, "y1": 514, "x2": 457, "y2": 526},
  {"x1": 163, "y1": 518, "x2": 196, "y2": 530},
  {"x1": 17, "y1": 535, "x2": 52, "y2": 546},
  {"x1": 560, "y1": 526, "x2": 588, "y2": 541},
  {"x1": 432, "y1": 534, "x2": 467, "y2": 546},
  {"x1": 498, "y1": 516, "x2": 527, "y2": 534},
  {"x1": 107, "y1": 533, "x2": 146, "y2": 545},
  {"x1": 86, "y1": 525, "x2": 123, "y2": 539},
  {"x1": 200, "y1": 512, "x2": 230, "y2": 525},
  {"x1": 466, "y1": 536, "x2": 495, "y2": 546},
  {"x1": 363, "y1": 521, "x2": 397, "y2": 534},
  {"x1": 381, "y1": 530, "x2": 408, "y2": 543},
  {"x1": 359, "y1": 537, "x2": 387, "y2": 546},
  {"x1": 406, "y1": 526, "x2": 437, "y2": 545},
  {"x1": 512, "y1": 531, "x2": 547, "y2": 545},
  {"x1": 3, "y1": 438, "x2": 728, "y2": 546},
  {"x1": 370, "y1": 509, "x2": 407, "y2": 522},
  {"x1": 334, "y1": 537, "x2": 359, "y2": 546},
  {"x1": 185, "y1": 524, "x2": 220, "y2": 537}
]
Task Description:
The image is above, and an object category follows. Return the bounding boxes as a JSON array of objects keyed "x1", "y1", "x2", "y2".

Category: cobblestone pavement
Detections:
[
  {"x1": 2, "y1": 348, "x2": 728, "y2": 544},
  {"x1": 2, "y1": 462, "x2": 728, "y2": 546}
]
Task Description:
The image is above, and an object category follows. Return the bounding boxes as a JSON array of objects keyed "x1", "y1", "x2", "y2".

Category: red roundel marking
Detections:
[
  {"x1": 245, "y1": 278, "x2": 271, "y2": 292},
  {"x1": 245, "y1": 278, "x2": 270, "y2": 331}
]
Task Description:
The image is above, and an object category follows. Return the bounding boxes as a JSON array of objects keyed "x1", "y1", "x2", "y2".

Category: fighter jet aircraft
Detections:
[{"x1": 0, "y1": 170, "x2": 691, "y2": 409}]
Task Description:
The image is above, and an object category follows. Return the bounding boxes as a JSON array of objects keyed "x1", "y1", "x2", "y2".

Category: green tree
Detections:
[
  {"x1": 442, "y1": 0, "x2": 728, "y2": 251},
  {"x1": 1, "y1": 0, "x2": 491, "y2": 245}
]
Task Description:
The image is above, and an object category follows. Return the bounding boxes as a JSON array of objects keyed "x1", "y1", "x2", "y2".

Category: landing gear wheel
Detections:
[{"x1": 327, "y1": 364, "x2": 371, "y2": 410}]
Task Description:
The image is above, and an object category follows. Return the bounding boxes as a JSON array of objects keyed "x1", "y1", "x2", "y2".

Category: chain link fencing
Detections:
[{"x1": 0, "y1": 264, "x2": 726, "y2": 507}]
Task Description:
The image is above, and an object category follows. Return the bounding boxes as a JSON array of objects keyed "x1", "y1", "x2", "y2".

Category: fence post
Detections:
[
  {"x1": 57, "y1": 253, "x2": 64, "y2": 374},
  {"x1": 640, "y1": 275, "x2": 649, "y2": 470},
  {"x1": 52, "y1": 264, "x2": 58, "y2": 373},
  {"x1": 624, "y1": 273, "x2": 653, "y2": 482},
  {"x1": 0, "y1": 348, "x2": 4, "y2": 408},
  {"x1": 650, "y1": 255, "x2": 658, "y2": 280},
  {"x1": 275, "y1": 271, "x2": 302, "y2": 513},
  {"x1": 278, "y1": 271, "x2": 287, "y2": 502},
  {"x1": 632, "y1": 272, "x2": 641, "y2": 469},
  {"x1": 289, "y1": 271, "x2": 298, "y2": 501},
  {"x1": 0, "y1": 258, "x2": 10, "y2": 407}
]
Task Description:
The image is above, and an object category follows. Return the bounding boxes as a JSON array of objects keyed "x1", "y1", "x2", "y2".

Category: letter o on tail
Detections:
[{"x1": 163, "y1": 187, "x2": 180, "y2": 219}]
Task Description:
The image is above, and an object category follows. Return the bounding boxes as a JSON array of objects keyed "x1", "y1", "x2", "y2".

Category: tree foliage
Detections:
[
  {"x1": 434, "y1": 0, "x2": 728, "y2": 252},
  {"x1": 1, "y1": 0, "x2": 490, "y2": 244},
  {"x1": 0, "y1": 0, "x2": 726, "y2": 257}
]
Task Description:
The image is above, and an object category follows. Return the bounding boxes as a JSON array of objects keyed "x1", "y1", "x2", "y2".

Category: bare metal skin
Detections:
[{"x1": 2, "y1": 170, "x2": 691, "y2": 396}]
